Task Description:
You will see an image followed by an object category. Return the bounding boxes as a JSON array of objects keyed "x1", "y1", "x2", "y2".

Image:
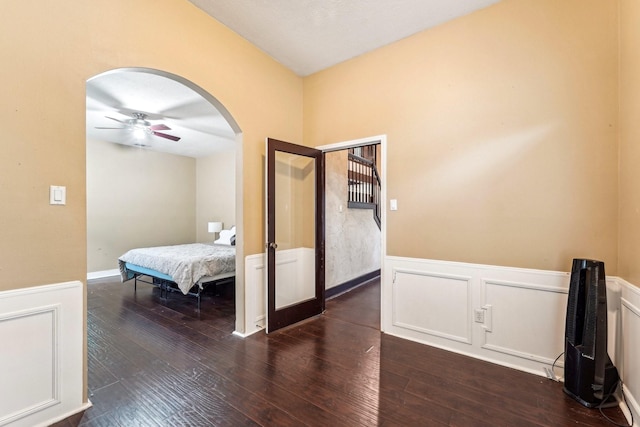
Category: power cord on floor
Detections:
[
  {"x1": 598, "y1": 379, "x2": 634, "y2": 427},
  {"x1": 549, "y1": 351, "x2": 634, "y2": 426},
  {"x1": 550, "y1": 351, "x2": 564, "y2": 381}
]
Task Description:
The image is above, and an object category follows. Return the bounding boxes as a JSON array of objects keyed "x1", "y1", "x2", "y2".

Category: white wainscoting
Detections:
[
  {"x1": 615, "y1": 278, "x2": 640, "y2": 424},
  {"x1": 384, "y1": 256, "x2": 571, "y2": 375},
  {"x1": 384, "y1": 256, "x2": 639, "y2": 424},
  {"x1": 479, "y1": 277, "x2": 568, "y2": 367},
  {"x1": 244, "y1": 252, "x2": 266, "y2": 334},
  {"x1": 392, "y1": 268, "x2": 472, "y2": 344},
  {"x1": 0, "y1": 281, "x2": 88, "y2": 427},
  {"x1": 244, "y1": 247, "x2": 315, "y2": 336}
]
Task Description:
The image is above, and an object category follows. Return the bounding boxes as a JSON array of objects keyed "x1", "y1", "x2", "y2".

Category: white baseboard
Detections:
[
  {"x1": 87, "y1": 269, "x2": 120, "y2": 281},
  {"x1": 0, "y1": 281, "x2": 85, "y2": 427},
  {"x1": 34, "y1": 402, "x2": 92, "y2": 427}
]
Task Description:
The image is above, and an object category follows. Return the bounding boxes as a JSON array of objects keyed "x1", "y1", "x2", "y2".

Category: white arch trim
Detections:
[{"x1": 86, "y1": 67, "x2": 248, "y2": 335}]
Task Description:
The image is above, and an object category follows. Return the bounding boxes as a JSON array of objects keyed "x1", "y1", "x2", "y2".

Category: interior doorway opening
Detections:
[
  {"x1": 85, "y1": 67, "x2": 245, "y2": 333},
  {"x1": 318, "y1": 135, "x2": 387, "y2": 331}
]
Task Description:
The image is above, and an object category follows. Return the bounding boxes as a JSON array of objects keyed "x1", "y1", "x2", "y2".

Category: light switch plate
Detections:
[
  {"x1": 390, "y1": 199, "x2": 398, "y2": 211},
  {"x1": 50, "y1": 185, "x2": 66, "y2": 205}
]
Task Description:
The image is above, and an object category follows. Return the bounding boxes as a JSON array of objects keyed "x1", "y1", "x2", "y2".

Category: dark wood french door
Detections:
[{"x1": 266, "y1": 138, "x2": 325, "y2": 333}]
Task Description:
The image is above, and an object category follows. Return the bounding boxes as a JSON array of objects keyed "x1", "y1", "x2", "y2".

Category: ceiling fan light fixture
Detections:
[
  {"x1": 132, "y1": 125, "x2": 148, "y2": 139},
  {"x1": 96, "y1": 112, "x2": 180, "y2": 142}
]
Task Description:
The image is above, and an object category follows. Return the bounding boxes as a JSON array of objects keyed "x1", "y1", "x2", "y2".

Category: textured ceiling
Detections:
[{"x1": 188, "y1": 0, "x2": 501, "y2": 76}]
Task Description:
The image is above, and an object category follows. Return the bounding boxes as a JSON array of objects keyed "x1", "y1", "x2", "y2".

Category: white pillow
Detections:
[{"x1": 214, "y1": 228, "x2": 236, "y2": 245}]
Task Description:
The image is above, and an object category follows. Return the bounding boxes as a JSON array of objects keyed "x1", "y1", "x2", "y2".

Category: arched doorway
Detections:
[{"x1": 85, "y1": 67, "x2": 244, "y2": 331}]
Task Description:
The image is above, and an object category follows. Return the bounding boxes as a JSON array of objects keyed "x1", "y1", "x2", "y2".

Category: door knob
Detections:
[{"x1": 266, "y1": 242, "x2": 278, "y2": 250}]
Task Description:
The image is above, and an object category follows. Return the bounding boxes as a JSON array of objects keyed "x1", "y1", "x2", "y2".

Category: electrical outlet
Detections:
[{"x1": 474, "y1": 309, "x2": 485, "y2": 323}]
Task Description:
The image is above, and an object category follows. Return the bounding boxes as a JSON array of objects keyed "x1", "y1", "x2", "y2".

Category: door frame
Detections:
[{"x1": 316, "y1": 135, "x2": 387, "y2": 331}]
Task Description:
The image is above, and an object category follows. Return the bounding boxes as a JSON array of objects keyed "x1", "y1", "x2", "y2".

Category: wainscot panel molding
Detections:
[
  {"x1": 383, "y1": 256, "x2": 638, "y2": 424},
  {"x1": 480, "y1": 278, "x2": 568, "y2": 366},
  {"x1": 392, "y1": 268, "x2": 472, "y2": 344},
  {"x1": 613, "y1": 277, "x2": 640, "y2": 425},
  {"x1": 245, "y1": 253, "x2": 266, "y2": 334},
  {"x1": 244, "y1": 248, "x2": 315, "y2": 336},
  {"x1": 0, "y1": 281, "x2": 89, "y2": 427}
]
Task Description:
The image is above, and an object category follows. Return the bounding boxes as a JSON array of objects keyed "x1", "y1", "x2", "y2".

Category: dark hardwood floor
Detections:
[{"x1": 52, "y1": 277, "x2": 628, "y2": 426}]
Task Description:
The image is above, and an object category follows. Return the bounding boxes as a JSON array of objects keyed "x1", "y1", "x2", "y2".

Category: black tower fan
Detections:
[{"x1": 564, "y1": 258, "x2": 619, "y2": 407}]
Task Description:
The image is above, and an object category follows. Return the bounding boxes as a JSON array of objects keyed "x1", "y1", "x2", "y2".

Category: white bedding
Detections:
[{"x1": 118, "y1": 243, "x2": 235, "y2": 294}]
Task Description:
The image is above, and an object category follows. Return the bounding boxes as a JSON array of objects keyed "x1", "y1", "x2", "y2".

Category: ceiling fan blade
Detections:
[
  {"x1": 105, "y1": 116, "x2": 129, "y2": 125},
  {"x1": 95, "y1": 126, "x2": 126, "y2": 129},
  {"x1": 86, "y1": 85, "x2": 125, "y2": 110},
  {"x1": 152, "y1": 131, "x2": 180, "y2": 141},
  {"x1": 149, "y1": 124, "x2": 171, "y2": 131}
]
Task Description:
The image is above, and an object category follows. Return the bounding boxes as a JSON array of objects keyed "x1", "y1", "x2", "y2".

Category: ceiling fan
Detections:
[{"x1": 95, "y1": 112, "x2": 181, "y2": 141}]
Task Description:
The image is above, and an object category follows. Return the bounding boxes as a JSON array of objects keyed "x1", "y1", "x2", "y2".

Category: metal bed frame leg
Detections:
[{"x1": 129, "y1": 271, "x2": 211, "y2": 311}]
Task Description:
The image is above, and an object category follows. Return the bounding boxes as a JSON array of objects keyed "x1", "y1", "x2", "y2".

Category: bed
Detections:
[{"x1": 118, "y1": 242, "x2": 236, "y2": 309}]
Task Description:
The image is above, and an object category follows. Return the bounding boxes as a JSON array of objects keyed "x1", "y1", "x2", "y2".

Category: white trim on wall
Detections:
[
  {"x1": 87, "y1": 269, "x2": 120, "y2": 281},
  {"x1": 383, "y1": 255, "x2": 639, "y2": 425},
  {"x1": 392, "y1": 268, "x2": 473, "y2": 344},
  {"x1": 0, "y1": 281, "x2": 89, "y2": 427},
  {"x1": 614, "y1": 277, "x2": 640, "y2": 425},
  {"x1": 244, "y1": 247, "x2": 315, "y2": 336},
  {"x1": 245, "y1": 253, "x2": 266, "y2": 335}
]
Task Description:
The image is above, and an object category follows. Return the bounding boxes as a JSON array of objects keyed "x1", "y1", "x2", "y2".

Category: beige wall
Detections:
[
  {"x1": 619, "y1": 0, "x2": 640, "y2": 284},
  {"x1": 0, "y1": 0, "x2": 303, "y2": 291},
  {"x1": 196, "y1": 150, "x2": 236, "y2": 243},
  {"x1": 87, "y1": 139, "x2": 197, "y2": 272},
  {"x1": 304, "y1": 0, "x2": 619, "y2": 273},
  {"x1": 4, "y1": 0, "x2": 640, "y2": 410},
  {"x1": 88, "y1": 143, "x2": 236, "y2": 272}
]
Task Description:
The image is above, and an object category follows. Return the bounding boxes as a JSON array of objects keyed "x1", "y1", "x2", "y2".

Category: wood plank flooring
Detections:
[{"x1": 52, "y1": 277, "x2": 629, "y2": 426}]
